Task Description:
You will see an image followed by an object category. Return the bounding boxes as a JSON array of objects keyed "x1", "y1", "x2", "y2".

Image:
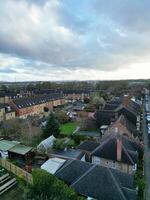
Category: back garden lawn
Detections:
[{"x1": 60, "y1": 122, "x2": 79, "y2": 136}]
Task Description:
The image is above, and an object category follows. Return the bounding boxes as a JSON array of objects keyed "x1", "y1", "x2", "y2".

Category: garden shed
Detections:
[{"x1": 8, "y1": 144, "x2": 33, "y2": 162}]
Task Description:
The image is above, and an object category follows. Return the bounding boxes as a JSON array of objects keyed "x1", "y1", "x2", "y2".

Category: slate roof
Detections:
[
  {"x1": 91, "y1": 134, "x2": 139, "y2": 165},
  {"x1": 78, "y1": 131, "x2": 100, "y2": 138},
  {"x1": 55, "y1": 159, "x2": 137, "y2": 200},
  {"x1": 63, "y1": 89, "x2": 92, "y2": 95},
  {"x1": 12, "y1": 93, "x2": 64, "y2": 109},
  {"x1": 55, "y1": 160, "x2": 92, "y2": 184},
  {"x1": 0, "y1": 92, "x2": 19, "y2": 98},
  {"x1": 111, "y1": 114, "x2": 140, "y2": 137},
  {"x1": 78, "y1": 141, "x2": 100, "y2": 152},
  {"x1": 51, "y1": 149, "x2": 84, "y2": 160},
  {"x1": 109, "y1": 97, "x2": 123, "y2": 105},
  {"x1": 115, "y1": 105, "x2": 138, "y2": 117},
  {"x1": 104, "y1": 103, "x2": 120, "y2": 111}
]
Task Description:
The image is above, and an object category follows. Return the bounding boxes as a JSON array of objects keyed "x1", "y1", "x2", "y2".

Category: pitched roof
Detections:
[
  {"x1": 115, "y1": 105, "x2": 138, "y2": 117},
  {"x1": 51, "y1": 149, "x2": 84, "y2": 160},
  {"x1": 78, "y1": 141, "x2": 100, "y2": 152},
  {"x1": 41, "y1": 157, "x2": 66, "y2": 175},
  {"x1": 0, "y1": 140, "x2": 20, "y2": 151},
  {"x1": 9, "y1": 144, "x2": 32, "y2": 155},
  {"x1": 112, "y1": 114, "x2": 140, "y2": 137},
  {"x1": 13, "y1": 93, "x2": 64, "y2": 109},
  {"x1": 55, "y1": 159, "x2": 137, "y2": 200},
  {"x1": 55, "y1": 159, "x2": 92, "y2": 184},
  {"x1": 104, "y1": 103, "x2": 120, "y2": 111},
  {"x1": 91, "y1": 134, "x2": 139, "y2": 165},
  {"x1": 0, "y1": 103, "x2": 15, "y2": 113}
]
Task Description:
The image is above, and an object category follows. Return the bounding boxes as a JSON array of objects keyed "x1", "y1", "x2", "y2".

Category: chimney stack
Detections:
[
  {"x1": 122, "y1": 94, "x2": 131, "y2": 107},
  {"x1": 116, "y1": 133, "x2": 122, "y2": 162}
]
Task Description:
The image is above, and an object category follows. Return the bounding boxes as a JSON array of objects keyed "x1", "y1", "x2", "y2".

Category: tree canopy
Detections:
[
  {"x1": 42, "y1": 113, "x2": 60, "y2": 138},
  {"x1": 25, "y1": 169, "x2": 85, "y2": 200}
]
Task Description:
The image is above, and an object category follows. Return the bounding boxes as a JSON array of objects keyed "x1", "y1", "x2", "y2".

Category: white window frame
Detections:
[
  {"x1": 112, "y1": 161, "x2": 116, "y2": 169},
  {"x1": 132, "y1": 164, "x2": 137, "y2": 171},
  {"x1": 93, "y1": 156, "x2": 100, "y2": 165}
]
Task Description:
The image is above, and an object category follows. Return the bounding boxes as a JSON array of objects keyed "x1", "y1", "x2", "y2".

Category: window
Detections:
[
  {"x1": 93, "y1": 156, "x2": 100, "y2": 165},
  {"x1": 112, "y1": 161, "x2": 116, "y2": 169},
  {"x1": 132, "y1": 164, "x2": 137, "y2": 171}
]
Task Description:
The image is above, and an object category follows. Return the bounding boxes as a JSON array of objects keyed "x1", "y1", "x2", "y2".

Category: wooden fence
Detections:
[{"x1": 0, "y1": 159, "x2": 33, "y2": 184}]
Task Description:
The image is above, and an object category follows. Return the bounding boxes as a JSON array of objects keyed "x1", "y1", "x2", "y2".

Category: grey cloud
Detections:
[
  {"x1": 92, "y1": 0, "x2": 150, "y2": 32},
  {"x1": 0, "y1": 68, "x2": 17, "y2": 74},
  {"x1": 1, "y1": 0, "x2": 150, "y2": 77}
]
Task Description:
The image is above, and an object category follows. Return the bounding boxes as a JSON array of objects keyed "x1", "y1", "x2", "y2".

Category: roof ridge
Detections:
[
  {"x1": 121, "y1": 186, "x2": 137, "y2": 193},
  {"x1": 108, "y1": 168, "x2": 127, "y2": 200},
  {"x1": 70, "y1": 164, "x2": 96, "y2": 187},
  {"x1": 122, "y1": 145, "x2": 134, "y2": 165},
  {"x1": 55, "y1": 159, "x2": 74, "y2": 175},
  {"x1": 91, "y1": 134, "x2": 115, "y2": 154}
]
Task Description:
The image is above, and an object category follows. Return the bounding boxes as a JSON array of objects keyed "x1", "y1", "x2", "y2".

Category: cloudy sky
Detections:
[{"x1": 0, "y1": 0, "x2": 150, "y2": 81}]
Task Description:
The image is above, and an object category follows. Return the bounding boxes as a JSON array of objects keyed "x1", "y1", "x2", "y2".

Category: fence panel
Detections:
[{"x1": 0, "y1": 159, "x2": 33, "y2": 184}]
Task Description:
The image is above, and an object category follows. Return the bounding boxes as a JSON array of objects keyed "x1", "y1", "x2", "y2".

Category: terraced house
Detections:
[
  {"x1": 0, "y1": 104, "x2": 15, "y2": 121},
  {"x1": 10, "y1": 93, "x2": 65, "y2": 118}
]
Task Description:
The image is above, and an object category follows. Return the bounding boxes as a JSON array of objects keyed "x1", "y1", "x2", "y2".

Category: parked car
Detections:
[
  {"x1": 146, "y1": 116, "x2": 150, "y2": 123},
  {"x1": 147, "y1": 123, "x2": 150, "y2": 127}
]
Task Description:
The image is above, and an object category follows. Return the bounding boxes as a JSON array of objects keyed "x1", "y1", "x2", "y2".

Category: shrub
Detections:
[{"x1": 25, "y1": 169, "x2": 85, "y2": 200}]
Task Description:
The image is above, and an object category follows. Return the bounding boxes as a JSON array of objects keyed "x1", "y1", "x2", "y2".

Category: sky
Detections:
[{"x1": 0, "y1": 0, "x2": 150, "y2": 81}]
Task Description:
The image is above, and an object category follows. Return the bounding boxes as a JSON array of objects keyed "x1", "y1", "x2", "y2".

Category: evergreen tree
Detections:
[{"x1": 43, "y1": 112, "x2": 60, "y2": 138}]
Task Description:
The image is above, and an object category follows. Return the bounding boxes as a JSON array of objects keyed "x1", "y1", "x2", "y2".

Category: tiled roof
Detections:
[
  {"x1": 55, "y1": 159, "x2": 137, "y2": 200},
  {"x1": 91, "y1": 134, "x2": 139, "y2": 165},
  {"x1": 55, "y1": 160, "x2": 92, "y2": 184},
  {"x1": 78, "y1": 141, "x2": 100, "y2": 152},
  {"x1": 13, "y1": 93, "x2": 64, "y2": 109},
  {"x1": 104, "y1": 103, "x2": 120, "y2": 111},
  {"x1": 51, "y1": 149, "x2": 84, "y2": 160},
  {"x1": 111, "y1": 114, "x2": 140, "y2": 137}
]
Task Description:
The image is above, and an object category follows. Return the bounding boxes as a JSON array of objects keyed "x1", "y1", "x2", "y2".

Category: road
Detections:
[{"x1": 143, "y1": 99, "x2": 150, "y2": 200}]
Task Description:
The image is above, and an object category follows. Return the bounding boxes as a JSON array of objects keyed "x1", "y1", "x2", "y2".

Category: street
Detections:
[{"x1": 143, "y1": 98, "x2": 150, "y2": 200}]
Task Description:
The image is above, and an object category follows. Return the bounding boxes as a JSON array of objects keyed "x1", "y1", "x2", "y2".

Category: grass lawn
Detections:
[
  {"x1": 0, "y1": 186, "x2": 24, "y2": 200},
  {"x1": 60, "y1": 122, "x2": 79, "y2": 135}
]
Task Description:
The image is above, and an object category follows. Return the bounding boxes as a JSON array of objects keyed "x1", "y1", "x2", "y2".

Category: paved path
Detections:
[{"x1": 143, "y1": 100, "x2": 150, "y2": 200}]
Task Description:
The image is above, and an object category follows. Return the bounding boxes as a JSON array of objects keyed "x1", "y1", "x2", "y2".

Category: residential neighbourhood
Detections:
[
  {"x1": 1, "y1": 0, "x2": 150, "y2": 199},
  {"x1": 0, "y1": 81, "x2": 148, "y2": 200}
]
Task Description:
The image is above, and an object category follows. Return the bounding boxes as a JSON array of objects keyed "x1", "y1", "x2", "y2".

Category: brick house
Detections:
[
  {"x1": 78, "y1": 133, "x2": 142, "y2": 174},
  {"x1": 11, "y1": 94, "x2": 65, "y2": 118},
  {"x1": 105, "y1": 114, "x2": 141, "y2": 138}
]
